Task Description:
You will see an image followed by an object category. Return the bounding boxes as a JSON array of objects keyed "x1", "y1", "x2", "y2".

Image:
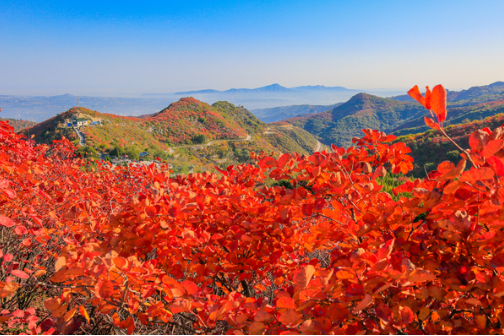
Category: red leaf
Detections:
[
  {"x1": 469, "y1": 130, "x2": 489, "y2": 152},
  {"x1": 11, "y1": 270, "x2": 29, "y2": 279},
  {"x1": 400, "y1": 306, "x2": 415, "y2": 325},
  {"x1": 277, "y1": 153, "x2": 291, "y2": 169},
  {"x1": 182, "y1": 280, "x2": 198, "y2": 296},
  {"x1": 392, "y1": 181, "x2": 414, "y2": 196},
  {"x1": 302, "y1": 203, "x2": 313, "y2": 216},
  {"x1": 487, "y1": 156, "x2": 504, "y2": 177},
  {"x1": 424, "y1": 116, "x2": 440, "y2": 130},
  {"x1": 0, "y1": 216, "x2": 15, "y2": 228},
  {"x1": 14, "y1": 225, "x2": 27, "y2": 235},
  {"x1": 483, "y1": 139, "x2": 504, "y2": 158},
  {"x1": 3, "y1": 189, "x2": 16, "y2": 199},
  {"x1": 145, "y1": 206, "x2": 157, "y2": 218},
  {"x1": 460, "y1": 167, "x2": 495, "y2": 182},
  {"x1": 259, "y1": 156, "x2": 277, "y2": 169},
  {"x1": 0, "y1": 179, "x2": 11, "y2": 189},
  {"x1": 408, "y1": 85, "x2": 427, "y2": 109}
]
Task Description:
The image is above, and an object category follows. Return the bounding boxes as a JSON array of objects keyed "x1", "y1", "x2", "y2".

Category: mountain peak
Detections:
[{"x1": 260, "y1": 83, "x2": 287, "y2": 91}]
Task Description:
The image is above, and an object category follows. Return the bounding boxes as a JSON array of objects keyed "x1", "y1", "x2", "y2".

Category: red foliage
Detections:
[{"x1": 2, "y1": 86, "x2": 504, "y2": 334}]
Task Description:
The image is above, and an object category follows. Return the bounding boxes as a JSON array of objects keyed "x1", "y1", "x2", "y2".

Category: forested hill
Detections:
[
  {"x1": 20, "y1": 98, "x2": 321, "y2": 171},
  {"x1": 0, "y1": 118, "x2": 36, "y2": 132},
  {"x1": 280, "y1": 93, "x2": 426, "y2": 148}
]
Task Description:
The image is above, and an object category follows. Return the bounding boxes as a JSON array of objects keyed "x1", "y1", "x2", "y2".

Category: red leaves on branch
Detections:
[{"x1": 3, "y1": 84, "x2": 504, "y2": 334}]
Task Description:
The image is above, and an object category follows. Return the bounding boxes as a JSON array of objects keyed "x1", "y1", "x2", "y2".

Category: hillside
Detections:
[
  {"x1": 0, "y1": 117, "x2": 37, "y2": 132},
  {"x1": 251, "y1": 103, "x2": 341, "y2": 123},
  {"x1": 280, "y1": 93, "x2": 427, "y2": 147},
  {"x1": 396, "y1": 112, "x2": 504, "y2": 177},
  {"x1": 21, "y1": 98, "x2": 321, "y2": 172},
  {"x1": 391, "y1": 99, "x2": 504, "y2": 136}
]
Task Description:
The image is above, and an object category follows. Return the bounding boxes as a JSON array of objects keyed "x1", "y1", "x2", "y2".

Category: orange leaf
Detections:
[
  {"x1": 63, "y1": 307, "x2": 77, "y2": 322},
  {"x1": 408, "y1": 269, "x2": 436, "y2": 283},
  {"x1": 44, "y1": 297, "x2": 62, "y2": 311},
  {"x1": 277, "y1": 309, "x2": 302, "y2": 327},
  {"x1": 170, "y1": 298, "x2": 191, "y2": 314},
  {"x1": 55, "y1": 256, "x2": 66, "y2": 272},
  {"x1": 430, "y1": 85, "x2": 447, "y2": 123},
  {"x1": 440, "y1": 159, "x2": 466, "y2": 180},
  {"x1": 254, "y1": 310, "x2": 274, "y2": 322},
  {"x1": 113, "y1": 257, "x2": 128, "y2": 269},
  {"x1": 354, "y1": 293, "x2": 372, "y2": 312},
  {"x1": 336, "y1": 270, "x2": 355, "y2": 280},
  {"x1": 79, "y1": 305, "x2": 90, "y2": 323},
  {"x1": 248, "y1": 322, "x2": 266, "y2": 334},
  {"x1": 0, "y1": 281, "x2": 20, "y2": 298},
  {"x1": 276, "y1": 297, "x2": 296, "y2": 309},
  {"x1": 96, "y1": 280, "x2": 115, "y2": 299},
  {"x1": 293, "y1": 265, "x2": 315, "y2": 290}
]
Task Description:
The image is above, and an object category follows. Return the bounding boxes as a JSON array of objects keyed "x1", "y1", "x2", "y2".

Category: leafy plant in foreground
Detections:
[{"x1": 2, "y1": 84, "x2": 504, "y2": 334}]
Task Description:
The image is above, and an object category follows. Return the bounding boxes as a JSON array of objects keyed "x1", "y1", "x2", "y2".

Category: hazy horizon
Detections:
[{"x1": 1, "y1": 0, "x2": 503, "y2": 97}]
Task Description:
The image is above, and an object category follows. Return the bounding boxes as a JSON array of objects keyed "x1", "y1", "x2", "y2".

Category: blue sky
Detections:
[{"x1": 1, "y1": 0, "x2": 503, "y2": 96}]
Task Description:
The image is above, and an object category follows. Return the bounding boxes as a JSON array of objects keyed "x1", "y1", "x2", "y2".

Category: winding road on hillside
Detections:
[
  {"x1": 315, "y1": 140, "x2": 323, "y2": 152},
  {"x1": 166, "y1": 134, "x2": 252, "y2": 154},
  {"x1": 72, "y1": 126, "x2": 86, "y2": 147}
]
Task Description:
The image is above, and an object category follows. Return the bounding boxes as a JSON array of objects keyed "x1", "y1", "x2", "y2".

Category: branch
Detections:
[{"x1": 439, "y1": 127, "x2": 478, "y2": 169}]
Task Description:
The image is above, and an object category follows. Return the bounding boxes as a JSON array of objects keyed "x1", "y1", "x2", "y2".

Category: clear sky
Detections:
[{"x1": 1, "y1": 0, "x2": 503, "y2": 96}]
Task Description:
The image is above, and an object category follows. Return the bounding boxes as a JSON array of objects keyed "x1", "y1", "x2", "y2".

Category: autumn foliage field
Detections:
[{"x1": 3, "y1": 85, "x2": 504, "y2": 334}]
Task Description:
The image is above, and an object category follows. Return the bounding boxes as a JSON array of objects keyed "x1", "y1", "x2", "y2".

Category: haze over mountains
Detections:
[{"x1": 0, "y1": 84, "x2": 403, "y2": 122}]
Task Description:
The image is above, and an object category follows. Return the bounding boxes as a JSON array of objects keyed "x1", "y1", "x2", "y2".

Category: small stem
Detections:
[{"x1": 439, "y1": 127, "x2": 478, "y2": 169}]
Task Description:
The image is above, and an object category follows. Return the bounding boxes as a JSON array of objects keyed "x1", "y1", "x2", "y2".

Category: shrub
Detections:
[{"x1": 2, "y1": 85, "x2": 504, "y2": 334}]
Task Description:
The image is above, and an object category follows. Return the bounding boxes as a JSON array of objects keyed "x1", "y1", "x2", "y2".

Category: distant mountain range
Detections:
[
  {"x1": 0, "y1": 84, "x2": 405, "y2": 122},
  {"x1": 169, "y1": 83, "x2": 352, "y2": 95},
  {"x1": 0, "y1": 94, "x2": 178, "y2": 122}
]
